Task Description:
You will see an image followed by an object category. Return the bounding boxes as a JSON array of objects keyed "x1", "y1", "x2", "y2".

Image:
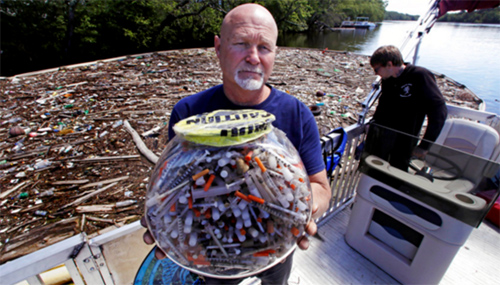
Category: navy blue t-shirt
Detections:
[{"x1": 168, "y1": 84, "x2": 325, "y2": 176}]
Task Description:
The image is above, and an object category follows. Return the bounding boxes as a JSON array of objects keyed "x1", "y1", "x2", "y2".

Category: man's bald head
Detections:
[
  {"x1": 220, "y1": 3, "x2": 278, "y2": 43},
  {"x1": 214, "y1": 3, "x2": 278, "y2": 105}
]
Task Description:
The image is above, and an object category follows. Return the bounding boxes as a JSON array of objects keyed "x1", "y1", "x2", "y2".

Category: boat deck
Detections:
[{"x1": 288, "y1": 205, "x2": 500, "y2": 285}]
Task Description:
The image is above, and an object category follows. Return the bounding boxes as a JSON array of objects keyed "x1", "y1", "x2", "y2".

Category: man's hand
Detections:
[
  {"x1": 140, "y1": 216, "x2": 167, "y2": 260},
  {"x1": 412, "y1": 146, "x2": 428, "y2": 160},
  {"x1": 297, "y1": 219, "x2": 317, "y2": 250},
  {"x1": 298, "y1": 169, "x2": 331, "y2": 250}
]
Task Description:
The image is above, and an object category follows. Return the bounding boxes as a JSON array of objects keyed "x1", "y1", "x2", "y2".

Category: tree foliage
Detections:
[
  {"x1": 336, "y1": 0, "x2": 386, "y2": 22},
  {"x1": 384, "y1": 7, "x2": 499, "y2": 23},
  {"x1": 264, "y1": 0, "x2": 313, "y2": 32},
  {"x1": 1, "y1": 0, "x2": 68, "y2": 75},
  {"x1": 438, "y1": 7, "x2": 500, "y2": 24},
  {"x1": 306, "y1": 0, "x2": 386, "y2": 30},
  {"x1": 384, "y1": 11, "x2": 419, "y2": 21},
  {"x1": 1, "y1": 0, "x2": 495, "y2": 76}
]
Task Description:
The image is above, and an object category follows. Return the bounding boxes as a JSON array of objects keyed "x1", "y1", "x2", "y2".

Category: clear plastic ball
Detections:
[{"x1": 145, "y1": 120, "x2": 312, "y2": 278}]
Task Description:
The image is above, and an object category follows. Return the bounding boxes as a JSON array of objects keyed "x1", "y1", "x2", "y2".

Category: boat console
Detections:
[{"x1": 346, "y1": 120, "x2": 500, "y2": 284}]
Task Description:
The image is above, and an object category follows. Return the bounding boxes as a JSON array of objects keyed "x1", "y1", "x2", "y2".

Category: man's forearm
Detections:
[{"x1": 309, "y1": 169, "x2": 331, "y2": 219}]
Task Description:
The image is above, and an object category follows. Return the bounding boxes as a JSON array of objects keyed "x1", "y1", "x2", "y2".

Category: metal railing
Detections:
[{"x1": 316, "y1": 123, "x2": 366, "y2": 227}]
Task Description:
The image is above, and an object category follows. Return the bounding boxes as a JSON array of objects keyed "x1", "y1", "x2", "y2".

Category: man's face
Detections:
[
  {"x1": 372, "y1": 61, "x2": 392, "y2": 79},
  {"x1": 215, "y1": 20, "x2": 277, "y2": 91}
]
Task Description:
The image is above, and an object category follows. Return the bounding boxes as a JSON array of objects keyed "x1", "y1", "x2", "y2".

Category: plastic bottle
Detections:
[
  {"x1": 8, "y1": 117, "x2": 22, "y2": 123},
  {"x1": 115, "y1": 200, "x2": 137, "y2": 208},
  {"x1": 34, "y1": 159, "x2": 52, "y2": 170},
  {"x1": 113, "y1": 120, "x2": 123, "y2": 128},
  {"x1": 34, "y1": 210, "x2": 47, "y2": 216},
  {"x1": 12, "y1": 138, "x2": 25, "y2": 152},
  {"x1": 39, "y1": 190, "x2": 54, "y2": 197},
  {"x1": 18, "y1": 192, "x2": 29, "y2": 199}
]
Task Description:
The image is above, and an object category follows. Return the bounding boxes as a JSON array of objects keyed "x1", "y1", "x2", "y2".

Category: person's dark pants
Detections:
[
  {"x1": 203, "y1": 252, "x2": 294, "y2": 285},
  {"x1": 364, "y1": 124, "x2": 416, "y2": 172}
]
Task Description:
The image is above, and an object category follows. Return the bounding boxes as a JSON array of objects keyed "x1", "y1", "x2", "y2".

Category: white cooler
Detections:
[{"x1": 345, "y1": 155, "x2": 492, "y2": 284}]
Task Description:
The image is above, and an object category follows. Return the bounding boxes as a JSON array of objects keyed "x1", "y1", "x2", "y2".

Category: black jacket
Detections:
[{"x1": 373, "y1": 64, "x2": 448, "y2": 149}]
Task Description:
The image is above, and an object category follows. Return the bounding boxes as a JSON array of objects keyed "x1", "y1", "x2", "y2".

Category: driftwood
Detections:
[
  {"x1": 121, "y1": 110, "x2": 170, "y2": 115},
  {"x1": 115, "y1": 205, "x2": 139, "y2": 213},
  {"x1": 80, "y1": 214, "x2": 86, "y2": 232},
  {"x1": 123, "y1": 119, "x2": 159, "y2": 164},
  {"x1": 75, "y1": 199, "x2": 136, "y2": 213},
  {"x1": 51, "y1": 179, "x2": 90, "y2": 185},
  {"x1": 65, "y1": 81, "x2": 88, "y2": 87},
  {"x1": 5, "y1": 152, "x2": 46, "y2": 161},
  {"x1": 4, "y1": 218, "x2": 42, "y2": 234},
  {"x1": 141, "y1": 126, "x2": 161, "y2": 137},
  {"x1": 79, "y1": 175, "x2": 129, "y2": 189},
  {"x1": 76, "y1": 204, "x2": 114, "y2": 213},
  {"x1": 116, "y1": 215, "x2": 140, "y2": 223},
  {"x1": 0, "y1": 182, "x2": 28, "y2": 199},
  {"x1": 86, "y1": 216, "x2": 115, "y2": 223},
  {"x1": 91, "y1": 117, "x2": 121, "y2": 121},
  {"x1": 64, "y1": 182, "x2": 119, "y2": 208},
  {"x1": 20, "y1": 204, "x2": 44, "y2": 213},
  {"x1": 0, "y1": 217, "x2": 79, "y2": 263},
  {"x1": 73, "y1": 155, "x2": 140, "y2": 163}
]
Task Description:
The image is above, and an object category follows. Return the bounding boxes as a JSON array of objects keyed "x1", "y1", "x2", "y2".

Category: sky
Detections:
[{"x1": 385, "y1": 0, "x2": 435, "y2": 15}]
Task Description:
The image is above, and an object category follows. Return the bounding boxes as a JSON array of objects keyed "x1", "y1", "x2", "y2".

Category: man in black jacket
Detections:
[{"x1": 366, "y1": 45, "x2": 448, "y2": 171}]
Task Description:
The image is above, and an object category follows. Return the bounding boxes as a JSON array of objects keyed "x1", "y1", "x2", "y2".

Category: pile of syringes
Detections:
[{"x1": 145, "y1": 132, "x2": 312, "y2": 278}]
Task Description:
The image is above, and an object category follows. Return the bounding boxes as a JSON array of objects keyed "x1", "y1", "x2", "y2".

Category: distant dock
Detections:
[{"x1": 328, "y1": 27, "x2": 355, "y2": 31}]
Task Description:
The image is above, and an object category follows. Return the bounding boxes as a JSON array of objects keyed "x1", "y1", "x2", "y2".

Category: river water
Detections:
[{"x1": 278, "y1": 21, "x2": 500, "y2": 114}]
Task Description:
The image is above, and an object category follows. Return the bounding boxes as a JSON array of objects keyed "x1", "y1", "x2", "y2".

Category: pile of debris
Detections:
[{"x1": 0, "y1": 47, "x2": 480, "y2": 263}]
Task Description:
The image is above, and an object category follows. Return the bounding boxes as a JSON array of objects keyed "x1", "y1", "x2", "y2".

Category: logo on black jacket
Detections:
[{"x1": 400, "y1": 83, "x2": 412, "y2": 97}]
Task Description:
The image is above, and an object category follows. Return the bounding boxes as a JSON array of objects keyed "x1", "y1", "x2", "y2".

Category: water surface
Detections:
[{"x1": 279, "y1": 21, "x2": 500, "y2": 114}]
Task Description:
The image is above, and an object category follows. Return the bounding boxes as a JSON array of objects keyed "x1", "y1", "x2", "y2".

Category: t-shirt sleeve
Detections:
[{"x1": 168, "y1": 107, "x2": 183, "y2": 141}]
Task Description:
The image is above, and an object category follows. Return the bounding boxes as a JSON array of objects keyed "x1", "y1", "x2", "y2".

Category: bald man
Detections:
[{"x1": 142, "y1": 4, "x2": 331, "y2": 284}]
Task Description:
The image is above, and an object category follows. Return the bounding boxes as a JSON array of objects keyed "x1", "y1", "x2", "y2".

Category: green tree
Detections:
[
  {"x1": 0, "y1": 0, "x2": 417, "y2": 76},
  {"x1": 337, "y1": 0, "x2": 386, "y2": 22},
  {"x1": 384, "y1": 11, "x2": 419, "y2": 21},
  {"x1": 306, "y1": 0, "x2": 345, "y2": 31},
  {"x1": 438, "y1": 7, "x2": 500, "y2": 24},
  {"x1": 1, "y1": 0, "x2": 67, "y2": 74},
  {"x1": 264, "y1": 0, "x2": 313, "y2": 32}
]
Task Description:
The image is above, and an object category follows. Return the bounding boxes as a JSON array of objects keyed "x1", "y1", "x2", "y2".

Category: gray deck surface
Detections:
[{"x1": 285, "y1": 206, "x2": 500, "y2": 285}]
